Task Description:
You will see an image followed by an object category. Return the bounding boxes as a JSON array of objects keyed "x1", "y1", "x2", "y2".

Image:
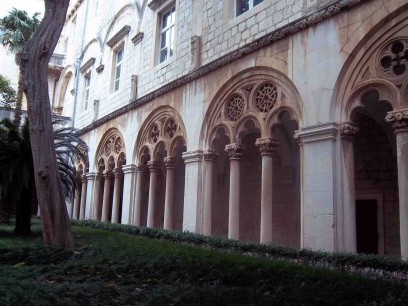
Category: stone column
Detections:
[
  {"x1": 101, "y1": 170, "x2": 113, "y2": 222},
  {"x1": 385, "y1": 109, "x2": 408, "y2": 259},
  {"x1": 202, "y1": 150, "x2": 218, "y2": 235},
  {"x1": 93, "y1": 173, "x2": 104, "y2": 220},
  {"x1": 163, "y1": 157, "x2": 176, "y2": 230},
  {"x1": 340, "y1": 123, "x2": 359, "y2": 253},
  {"x1": 121, "y1": 165, "x2": 136, "y2": 225},
  {"x1": 182, "y1": 150, "x2": 203, "y2": 233},
  {"x1": 133, "y1": 164, "x2": 144, "y2": 226},
  {"x1": 295, "y1": 123, "x2": 338, "y2": 252},
  {"x1": 147, "y1": 161, "x2": 160, "y2": 228},
  {"x1": 111, "y1": 168, "x2": 124, "y2": 224},
  {"x1": 85, "y1": 172, "x2": 96, "y2": 219},
  {"x1": 255, "y1": 138, "x2": 278, "y2": 244},
  {"x1": 73, "y1": 185, "x2": 81, "y2": 220},
  {"x1": 79, "y1": 175, "x2": 87, "y2": 220},
  {"x1": 225, "y1": 144, "x2": 245, "y2": 240}
]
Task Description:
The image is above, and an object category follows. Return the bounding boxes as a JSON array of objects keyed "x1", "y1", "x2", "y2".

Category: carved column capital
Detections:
[
  {"x1": 340, "y1": 122, "x2": 359, "y2": 139},
  {"x1": 103, "y1": 170, "x2": 113, "y2": 179},
  {"x1": 225, "y1": 143, "x2": 245, "y2": 159},
  {"x1": 147, "y1": 161, "x2": 160, "y2": 171},
  {"x1": 255, "y1": 138, "x2": 279, "y2": 155},
  {"x1": 113, "y1": 168, "x2": 123, "y2": 178},
  {"x1": 385, "y1": 109, "x2": 408, "y2": 133},
  {"x1": 203, "y1": 149, "x2": 219, "y2": 162},
  {"x1": 135, "y1": 163, "x2": 146, "y2": 173},
  {"x1": 163, "y1": 157, "x2": 176, "y2": 169},
  {"x1": 81, "y1": 175, "x2": 87, "y2": 183},
  {"x1": 95, "y1": 173, "x2": 104, "y2": 181}
]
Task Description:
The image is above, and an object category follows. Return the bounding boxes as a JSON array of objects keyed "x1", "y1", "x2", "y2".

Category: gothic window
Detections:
[
  {"x1": 113, "y1": 47, "x2": 124, "y2": 92},
  {"x1": 235, "y1": 0, "x2": 264, "y2": 16},
  {"x1": 159, "y1": 6, "x2": 176, "y2": 63}
]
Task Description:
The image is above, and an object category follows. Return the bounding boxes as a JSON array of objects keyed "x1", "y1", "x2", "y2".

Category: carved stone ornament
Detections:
[
  {"x1": 166, "y1": 118, "x2": 177, "y2": 138},
  {"x1": 255, "y1": 138, "x2": 279, "y2": 155},
  {"x1": 81, "y1": 175, "x2": 87, "y2": 183},
  {"x1": 135, "y1": 163, "x2": 145, "y2": 172},
  {"x1": 226, "y1": 94, "x2": 245, "y2": 121},
  {"x1": 147, "y1": 161, "x2": 160, "y2": 171},
  {"x1": 385, "y1": 109, "x2": 408, "y2": 132},
  {"x1": 340, "y1": 122, "x2": 359, "y2": 138},
  {"x1": 113, "y1": 168, "x2": 123, "y2": 178},
  {"x1": 163, "y1": 157, "x2": 176, "y2": 168},
  {"x1": 150, "y1": 124, "x2": 160, "y2": 143},
  {"x1": 254, "y1": 83, "x2": 278, "y2": 113},
  {"x1": 203, "y1": 149, "x2": 219, "y2": 161},
  {"x1": 379, "y1": 40, "x2": 408, "y2": 79},
  {"x1": 225, "y1": 143, "x2": 245, "y2": 159}
]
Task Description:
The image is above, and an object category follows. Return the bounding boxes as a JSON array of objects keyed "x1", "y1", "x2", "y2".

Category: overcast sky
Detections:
[{"x1": 0, "y1": 0, "x2": 44, "y2": 18}]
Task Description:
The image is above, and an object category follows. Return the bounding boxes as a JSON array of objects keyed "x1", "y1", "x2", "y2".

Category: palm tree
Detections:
[
  {"x1": 0, "y1": 118, "x2": 87, "y2": 235},
  {"x1": 0, "y1": 8, "x2": 41, "y2": 128}
]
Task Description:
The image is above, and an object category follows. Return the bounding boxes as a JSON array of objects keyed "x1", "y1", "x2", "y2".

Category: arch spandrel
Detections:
[
  {"x1": 134, "y1": 106, "x2": 187, "y2": 163},
  {"x1": 333, "y1": 6, "x2": 408, "y2": 121},
  {"x1": 201, "y1": 67, "x2": 303, "y2": 147},
  {"x1": 95, "y1": 128, "x2": 126, "y2": 171}
]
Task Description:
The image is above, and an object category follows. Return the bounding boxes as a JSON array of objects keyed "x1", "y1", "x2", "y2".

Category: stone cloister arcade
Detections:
[{"x1": 70, "y1": 14, "x2": 408, "y2": 258}]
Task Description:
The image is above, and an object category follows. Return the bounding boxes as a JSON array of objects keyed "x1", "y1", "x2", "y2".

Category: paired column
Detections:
[
  {"x1": 340, "y1": 123, "x2": 359, "y2": 253},
  {"x1": 163, "y1": 157, "x2": 176, "y2": 230},
  {"x1": 225, "y1": 143, "x2": 245, "y2": 240},
  {"x1": 79, "y1": 175, "x2": 87, "y2": 220},
  {"x1": 133, "y1": 164, "x2": 145, "y2": 226},
  {"x1": 385, "y1": 110, "x2": 408, "y2": 259},
  {"x1": 147, "y1": 161, "x2": 160, "y2": 228},
  {"x1": 101, "y1": 170, "x2": 113, "y2": 222},
  {"x1": 85, "y1": 173, "x2": 96, "y2": 219},
  {"x1": 111, "y1": 168, "x2": 123, "y2": 224},
  {"x1": 93, "y1": 173, "x2": 104, "y2": 220},
  {"x1": 202, "y1": 150, "x2": 218, "y2": 235},
  {"x1": 255, "y1": 138, "x2": 278, "y2": 244}
]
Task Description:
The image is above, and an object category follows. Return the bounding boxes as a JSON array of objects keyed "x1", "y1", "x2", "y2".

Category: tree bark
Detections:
[
  {"x1": 14, "y1": 54, "x2": 24, "y2": 128},
  {"x1": 21, "y1": 0, "x2": 73, "y2": 249}
]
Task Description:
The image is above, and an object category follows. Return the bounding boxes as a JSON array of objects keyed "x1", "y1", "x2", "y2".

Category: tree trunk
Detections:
[
  {"x1": 13, "y1": 54, "x2": 24, "y2": 129},
  {"x1": 21, "y1": 0, "x2": 73, "y2": 249}
]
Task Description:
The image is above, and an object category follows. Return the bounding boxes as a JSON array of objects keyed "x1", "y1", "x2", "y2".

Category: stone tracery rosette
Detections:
[
  {"x1": 136, "y1": 108, "x2": 187, "y2": 163},
  {"x1": 378, "y1": 39, "x2": 408, "y2": 80},
  {"x1": 254, "y1": 83, "x2": 278, "y2": 113},
  {"x1": 96, "y1": 129, "x2": 126, "y2": 171}
]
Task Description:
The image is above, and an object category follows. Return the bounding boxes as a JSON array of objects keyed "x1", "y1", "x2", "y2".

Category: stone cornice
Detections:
[
  {"x1": 79, "y1": 57, "x2": 95, "y2": 74},
  {"x1": 66, "y1": 0, "x2": 84, "y2": 22},
  {"x1": 77, "y1": 0, "x2": 367, "y2": 136},
  {"x1": 295, "y1": 122, "x2": 339, "y2": 143},
  {"x1": 106, "y1": 25, "x2": 131, "y2": 48}
]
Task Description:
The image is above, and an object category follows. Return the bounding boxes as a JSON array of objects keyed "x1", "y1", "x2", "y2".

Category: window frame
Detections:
[
  {"x1": 158, "y1": 5, "x2": 176, "y2": 64},
  {"x1": 83, "y1": 73, "x2": 91, "y2": 111},
  {"x1": 235, "y1": 0, "x2": 264, "y2": 17},
  {"x1": 113, "y1": 47, "x2": 124, "y2": 92}
]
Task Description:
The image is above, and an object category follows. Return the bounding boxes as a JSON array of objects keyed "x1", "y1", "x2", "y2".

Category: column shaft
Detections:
[
  {"x1": 133, "y1": 166, "x2": 144, "y2": 226},
  {"x1": 79, "y1": 176, "x2": 87, "y2": 220},
  {"x1": 111, "y1": 169, "x2": 123, "y2": 224},
  {"x1": 101, "y1": 171, "x2": 113, "y2": 222},
  {"x1": 93, "y1": 174, "x2": 103, "y2": 220},
  {"x1": 147, "y1": 161, "x2": 159, "y2": 228},
  {"x1": 73, "y1": 187, "x2": 81, "y2": 220},
  {"x1": 164, "y1": 158, "x2": 176, "y2": 230},
  {"x1": 203, "y1": 150, "x2": 218, "y2": 235},
  {"x1": 225, "y1": 144, "x2": 245, "y2": 240}
]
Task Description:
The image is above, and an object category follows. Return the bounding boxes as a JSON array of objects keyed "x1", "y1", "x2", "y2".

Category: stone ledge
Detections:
[{"x1": 106, "y1": 25, "x2": 131, "y2": 48}]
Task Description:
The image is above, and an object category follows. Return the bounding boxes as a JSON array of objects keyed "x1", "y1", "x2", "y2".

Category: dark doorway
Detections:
[{"x1": 356, "y1": 199, "x2": 378, "y2": 254}]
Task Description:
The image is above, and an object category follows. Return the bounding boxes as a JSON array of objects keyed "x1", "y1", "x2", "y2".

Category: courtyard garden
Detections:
[{"x1": 1, "y1": 219, "x2": 408, "y2": 305}]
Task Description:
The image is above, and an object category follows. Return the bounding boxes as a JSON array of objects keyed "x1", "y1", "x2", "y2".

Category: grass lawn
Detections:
[{"x1": 1, "y1": 220, "x2": 408, "y2": 305}]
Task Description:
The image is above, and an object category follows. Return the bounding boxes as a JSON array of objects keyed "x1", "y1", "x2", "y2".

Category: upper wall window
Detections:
[
  {"x1": 84, "y1": 74, "x2": 91, "y2": 110},
  {"x1": 159, "y1": 6, "x2": 176, "y2": 63},
  {"x1": 236, "y1": 0, "x2": 264, "y2": 16},
  {"x1": 114, "y1": 48, "x2": 124, "y2": 92}
]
